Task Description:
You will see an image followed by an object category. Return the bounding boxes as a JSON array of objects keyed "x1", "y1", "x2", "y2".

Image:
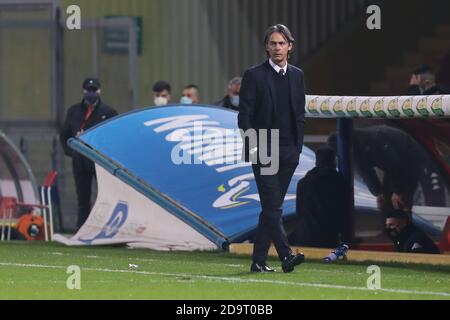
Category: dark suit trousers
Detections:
[{"x1": 252, "y1": 145, "x2": 299, "y2": 263}]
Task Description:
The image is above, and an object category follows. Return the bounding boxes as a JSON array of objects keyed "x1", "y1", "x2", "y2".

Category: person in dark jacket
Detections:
[
  {"x1": 437, "y1": 52, "x2": 450, "y2": 90},
  {"x1": 238, "y1": 24, "x2": 306, "y2": 273},
  {"x1": 352, "y1": 125, "x2": 428, "y2": 214},
  {"x1": 215, "y1": 77, "x2": 242, "y2": 111},
  {"x1": 407, "y1": 65, "x2": 450, "y2": 95},
  {"x1": 60, "y1": 78, "x2": 118, "y2": 228},
  {"x1": 385, "y1": 209, "x2": 440, "y2": 254},
  {"x1": 290, "y1": 146, "x2": 347, "y2": 248}
]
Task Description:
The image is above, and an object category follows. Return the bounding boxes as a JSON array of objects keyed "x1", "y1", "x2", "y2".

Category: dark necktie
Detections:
[{"x1": 279, "y1": 69, "x2": 285, "y2": 76}]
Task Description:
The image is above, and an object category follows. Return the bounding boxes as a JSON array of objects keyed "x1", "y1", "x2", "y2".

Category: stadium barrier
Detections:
[{"x1": 304, "y1": 94, "x2": 450, "y2": 118}]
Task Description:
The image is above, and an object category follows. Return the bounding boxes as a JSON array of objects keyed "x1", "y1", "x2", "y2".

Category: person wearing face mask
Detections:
[
  {"x1": 385, "y1": 209, "x2": 440, "y2": 254},
  {"x1": 60, "y1": 78, "x2": 118, "y2": 229},
  {"x1": 407, "y1": 65, "x2": 450, "y2": 96},
  {"x1": 180, "y1": 84, "x2": 200, "y2": 105},
  {"x1": 152, "y1": 81, "x2": 172, "y2": 107},
  {"x1": 215, "y1": 77, "x2": 242, "y2": 111}
]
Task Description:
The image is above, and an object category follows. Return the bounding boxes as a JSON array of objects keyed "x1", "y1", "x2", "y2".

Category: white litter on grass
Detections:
[
  {"x1": 128, "y1": 263, "x2": 139, "y2": 270},
  {"x1": 1, "y1": 262, "x2": 449, "y2": 298}
]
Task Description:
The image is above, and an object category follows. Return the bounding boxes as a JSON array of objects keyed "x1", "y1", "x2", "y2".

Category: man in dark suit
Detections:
[{"x1": 238, "y1": 24, "x2": 306, "y2": 273}]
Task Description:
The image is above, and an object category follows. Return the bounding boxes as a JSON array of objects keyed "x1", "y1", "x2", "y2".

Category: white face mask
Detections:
[
  {"x1": 180, "y1": 96, "x2": 193, "y2": 105},
  {"x1": 231, "y1": 95, "x2": 240, "y2": 107},
  {"x1": 154, "y1": 96, "x2": 168, "y2": 106}
]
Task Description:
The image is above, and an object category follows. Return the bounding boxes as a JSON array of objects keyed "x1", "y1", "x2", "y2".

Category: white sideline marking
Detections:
[{"x1": 0, "y1": 262, "x2": 449, "y2": 297}]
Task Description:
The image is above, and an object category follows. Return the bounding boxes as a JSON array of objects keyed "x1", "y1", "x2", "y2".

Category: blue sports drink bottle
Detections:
[{"x1": 323, "y1": 244, "x2": 349, "y2": 263}]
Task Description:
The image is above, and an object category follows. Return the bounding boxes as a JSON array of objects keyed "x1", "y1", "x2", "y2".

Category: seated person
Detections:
[
  {"x1": 407, "y1": 65, "x2": 450, "y2": 95},
  {"x1": 289, "y1": 146, "x2": 348, "y2": 248},
  {"x1": 385, "y1": 209, "x2": 440, "y2": 254}
]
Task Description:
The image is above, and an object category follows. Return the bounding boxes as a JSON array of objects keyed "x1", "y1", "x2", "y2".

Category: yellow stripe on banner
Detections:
[{"x1": 229, "y1": 244, "x2": 450, "y2": 266}]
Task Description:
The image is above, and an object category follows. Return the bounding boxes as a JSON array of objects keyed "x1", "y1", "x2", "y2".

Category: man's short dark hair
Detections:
[
  {"x1": 153, "y1": 81, "x2": 171, "y2": 93},
  {"x1": 264, "y1": 24, "x2": 295, "y2": 46},
  {"x1": 315, "y1": 145, "x2": 336, "y2": 168},
  {"x1": 184, "y1": 84, "x2": 200, "y2": 91},
  {"x1": 413, "y1": 65, "x2": 434, "y2": 76},
  {"x1": 327, "y1": 132, "x2": 337, "y2": 152}
]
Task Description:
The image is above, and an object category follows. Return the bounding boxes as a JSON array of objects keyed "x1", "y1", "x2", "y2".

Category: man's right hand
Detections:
[{"x1": 392, "y1": 192, "x2": 412, "y2": 212}]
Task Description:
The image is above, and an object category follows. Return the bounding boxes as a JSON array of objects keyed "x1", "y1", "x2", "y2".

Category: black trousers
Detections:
[
  {"x1": 72, "y1": 156, "x2": 96, "y2": 228},
  {"x1": 251, "y1": 145, "x2": 300, "y2": 264}
]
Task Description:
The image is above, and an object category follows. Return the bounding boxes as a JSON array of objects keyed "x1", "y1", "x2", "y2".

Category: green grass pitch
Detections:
[{"x1": 0, "y1": 242, "x2": 449, "y2": 300}]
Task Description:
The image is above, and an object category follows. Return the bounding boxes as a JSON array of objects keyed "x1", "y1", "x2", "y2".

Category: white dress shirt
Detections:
[{"x1": 269, "y1": 59, "x2": 288, "y2": 75}]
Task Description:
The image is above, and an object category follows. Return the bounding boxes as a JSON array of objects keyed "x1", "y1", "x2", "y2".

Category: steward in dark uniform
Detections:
[{"x1": 60, "y1": 78, "x2": 118, "y2": 228}]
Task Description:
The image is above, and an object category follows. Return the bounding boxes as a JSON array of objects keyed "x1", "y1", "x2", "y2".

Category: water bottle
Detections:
[{"x1": 323, "y1": 244, "x2": 349, "y2": 263}]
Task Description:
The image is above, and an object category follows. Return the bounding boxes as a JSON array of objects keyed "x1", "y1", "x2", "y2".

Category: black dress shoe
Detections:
[
  {"x1": 281, "y1": 253, "x2": 305, "y2": 273},
  {"x1": 250, "y1": 262, "x2": 276, "y2": 273}
]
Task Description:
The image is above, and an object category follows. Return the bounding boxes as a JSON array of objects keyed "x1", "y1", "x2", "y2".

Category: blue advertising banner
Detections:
[{"x1": 68, "y1": 105, "x2": 381, "y2": 247}]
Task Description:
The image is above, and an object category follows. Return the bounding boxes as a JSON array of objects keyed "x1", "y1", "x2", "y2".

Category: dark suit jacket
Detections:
[{"x1": 238, "y1": 60, "x2": 306, "y2": 161}]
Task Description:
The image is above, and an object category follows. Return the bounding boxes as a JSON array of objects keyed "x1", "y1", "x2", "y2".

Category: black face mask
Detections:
[
  {"x1": 386, "y1": 227, "x2": 400, "y2": 241},
  {"x1": 84, "y1": 91, "x2": 99, "y2": 104}
]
